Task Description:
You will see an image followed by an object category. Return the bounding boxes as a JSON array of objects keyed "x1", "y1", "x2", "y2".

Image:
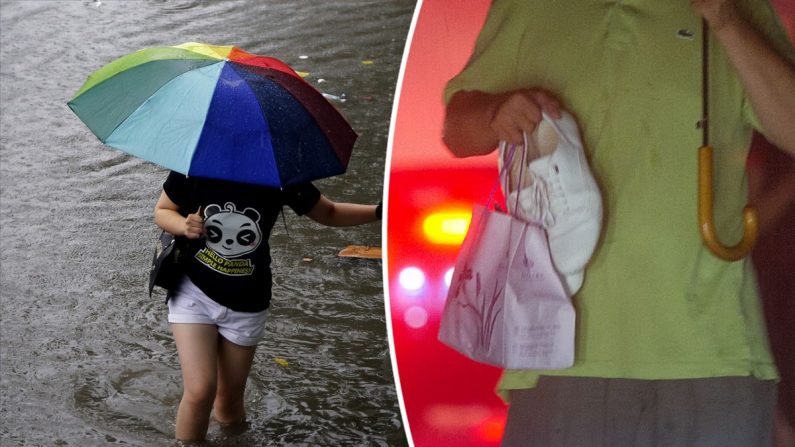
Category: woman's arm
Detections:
[
  {"x1": 305, "y1": 195, "x2": 380, "y2": 227},
  {"x1": 153, "y1": 191, "x2": 204, "y2": 239}
]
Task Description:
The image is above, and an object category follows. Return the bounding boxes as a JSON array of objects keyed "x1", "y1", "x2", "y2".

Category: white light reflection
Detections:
[
  {"x1": 404, "y1": 306, "x2": 428, "y2": 329},
  {"x1": 398, "y1": 266, "x2": 426, "y2": 291},
  {"x1": 444, "y1": 267, "x2": 454, "y2": 288}
]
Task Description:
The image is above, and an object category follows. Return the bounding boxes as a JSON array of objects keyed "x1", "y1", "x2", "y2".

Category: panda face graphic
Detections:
[{"x1": 203, "y1": 202, "x2": 262, "y2": 258}]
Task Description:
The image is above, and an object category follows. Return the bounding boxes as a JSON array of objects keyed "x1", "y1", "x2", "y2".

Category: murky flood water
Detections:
[{"x1": 0, "y1": 1, "x2": 414, "y2": 445}]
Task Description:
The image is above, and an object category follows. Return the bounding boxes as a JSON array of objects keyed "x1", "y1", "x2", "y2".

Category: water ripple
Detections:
[{"x1": 2, "y1": 0, "x2": 411, "y2": 445}]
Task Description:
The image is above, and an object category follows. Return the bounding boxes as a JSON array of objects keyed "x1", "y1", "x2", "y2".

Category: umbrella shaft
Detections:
[{"x1": 701, "y1": 19, "x2": 710, "y2": 147}]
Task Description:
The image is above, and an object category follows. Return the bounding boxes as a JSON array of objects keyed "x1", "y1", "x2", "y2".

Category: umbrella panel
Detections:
[
  {"x1": 72, "y1": 47, "x2": 219, "y2": 99},
  {"x1": 243, "y1": 65, "x2": 357, "y2": 169},
  {"x1": 189, "y1": 63, "x2": 281, "y2": 186},
  {"x1": 103, "y1": 63, "x2": 222, "y2": 175},
  {"x1": 222, "y1": 63, "x2": 348, "y2": 187},
  {"x1": 227, "y1": 47, "x2": 300, "y2": 78},
  {"x1": 68, "y1": 58, "x2": 218, "y2": 142}
]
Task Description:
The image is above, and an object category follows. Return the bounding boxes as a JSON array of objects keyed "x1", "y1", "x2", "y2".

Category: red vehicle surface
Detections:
[
  {"x1": 386, "y1": 2, "x2": 794, "y2": 446},
  {"x1": 386, "y1": 2, "x2": 502, "y2": 446}
]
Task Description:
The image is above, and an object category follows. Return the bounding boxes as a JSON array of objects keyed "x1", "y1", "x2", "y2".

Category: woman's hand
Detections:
[
  {"x1": 183, "y1": 207, "x2": 204, "y2": 239},
  {"x1": 154, "y1": 191, "x2": 205, "y2": 239}
]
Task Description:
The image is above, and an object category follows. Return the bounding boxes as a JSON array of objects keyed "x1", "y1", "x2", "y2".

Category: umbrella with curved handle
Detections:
[
  {"x1": 698, "y1": 21, "x2": 757, "y2": 261},
  {"x1": 698, "y1": 145, "x2": 758, "y2": 261}
]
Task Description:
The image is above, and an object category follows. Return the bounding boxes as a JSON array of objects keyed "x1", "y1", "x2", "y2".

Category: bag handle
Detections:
[
  {"x1": 466, "y1": 135, "x2": 530, "y2": 253},
  {"x1": 488, "y1": 131, "x2": 530, "y2": 210}
]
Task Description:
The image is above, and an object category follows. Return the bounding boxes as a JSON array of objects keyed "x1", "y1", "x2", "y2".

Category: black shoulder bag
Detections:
[{"x1": 148, "y1": 231, "x2": 183, "y2": 297}]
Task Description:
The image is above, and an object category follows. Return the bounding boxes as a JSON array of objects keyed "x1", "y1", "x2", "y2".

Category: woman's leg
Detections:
[
  {"x1": 172, "y1": 323, "x2": 220, "y2": 441},
  {"x1": 214, "y1": 336, "x2": 257, "y2": 424}
]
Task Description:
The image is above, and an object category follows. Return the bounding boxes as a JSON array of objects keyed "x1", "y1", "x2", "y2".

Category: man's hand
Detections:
[
  {"x1": 692, "y1": 0, "x2": 795, "y2": 156},
  {"x1": 692, "y1": 0, "x2": 740, "y2": 31},
  {"x1": 444, "y1": 88, "x2": 560, "y2": 157},
  {"x1": 490, "y1": 89, "x2": 561, "y2": 146}
]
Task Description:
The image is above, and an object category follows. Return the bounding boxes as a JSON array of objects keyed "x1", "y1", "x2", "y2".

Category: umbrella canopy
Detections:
[{"x1": 68, "y1": 42, "x2": 357, "y2": 187}]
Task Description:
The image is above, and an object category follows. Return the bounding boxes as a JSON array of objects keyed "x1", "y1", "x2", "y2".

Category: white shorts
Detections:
[{"x1": 167, "y1": 277, "x2": 268, "y2": 347}]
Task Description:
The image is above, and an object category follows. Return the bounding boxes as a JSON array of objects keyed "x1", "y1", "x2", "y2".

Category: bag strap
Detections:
[{"x1": 279, "y1": 207, "x2": 290, "y2": 236}]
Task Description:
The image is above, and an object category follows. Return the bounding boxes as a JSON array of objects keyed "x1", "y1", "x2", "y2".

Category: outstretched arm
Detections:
[
  {"x1": 693, "y1": 0, "x2": 795, "y2": 156},
  {"x1": 305, "y1": 195, "x2": 380, "y2": 227},
  {"x1": 443, "y1": 89, "x2": 561, "y2": 157}
]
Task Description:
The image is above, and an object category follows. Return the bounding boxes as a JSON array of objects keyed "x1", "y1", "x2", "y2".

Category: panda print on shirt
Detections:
[{"x1": 194, "y1": 202, "x2": 262, "y2": 276}]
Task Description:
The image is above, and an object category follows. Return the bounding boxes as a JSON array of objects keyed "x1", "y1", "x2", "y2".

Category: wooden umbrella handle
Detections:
[{"x1": 698, "y1": 145, "x2": 758, "y2": 261}]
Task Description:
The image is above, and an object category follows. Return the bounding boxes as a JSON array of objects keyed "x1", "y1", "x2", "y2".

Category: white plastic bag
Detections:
[{"x1": 438, "y1": 144, "x2": 576, "y2": 370}]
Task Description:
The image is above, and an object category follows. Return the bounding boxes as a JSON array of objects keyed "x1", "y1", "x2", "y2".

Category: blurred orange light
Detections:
[
  {"x1": 423, "y1": 211, "x2": 471, "y2": 245},
  {"x1": 477, "y1": 415, "x2": 506, "y2": 443}
]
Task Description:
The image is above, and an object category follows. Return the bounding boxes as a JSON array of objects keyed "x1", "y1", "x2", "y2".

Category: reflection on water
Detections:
[{"x1": 0, "y1": 1, "x2": 414, "y2": 445}]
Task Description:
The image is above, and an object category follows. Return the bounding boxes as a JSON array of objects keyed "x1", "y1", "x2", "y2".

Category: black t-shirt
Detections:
[{"x1": 163, "y1": 172, "x2": 321, "y2": 312}]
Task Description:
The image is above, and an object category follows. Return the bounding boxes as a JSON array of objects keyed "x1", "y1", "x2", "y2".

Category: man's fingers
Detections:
[
  {"x1": 528, "y1": 89, "x2": 561, "y2": 119},
  {"x1": 493, "y1": 95, "x2": 539, "y2": 141},
  {"x1": 491, "y1": 120, "x2": 524, "y2": 146},
  {"x1": 504, "y1": 126, "x2": 525, "y2": 146},
  {"x1": 490, "y1": 88, "x2": 563, "y2": 146}
]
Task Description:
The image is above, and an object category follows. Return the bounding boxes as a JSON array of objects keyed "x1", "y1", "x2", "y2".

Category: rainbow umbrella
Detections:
[{"x1": 68, "y1": 42, "x2": 357, "y2": 187}]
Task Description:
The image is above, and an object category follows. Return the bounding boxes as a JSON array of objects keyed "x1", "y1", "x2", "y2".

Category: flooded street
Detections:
[{"x1": 0, "y1": 1, "x2": 414, "y2": 445}]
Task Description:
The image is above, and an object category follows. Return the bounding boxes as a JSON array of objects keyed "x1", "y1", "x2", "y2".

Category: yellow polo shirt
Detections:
[{"x1": 445, "y1": 0, "x2": 794, "y2": 395}]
